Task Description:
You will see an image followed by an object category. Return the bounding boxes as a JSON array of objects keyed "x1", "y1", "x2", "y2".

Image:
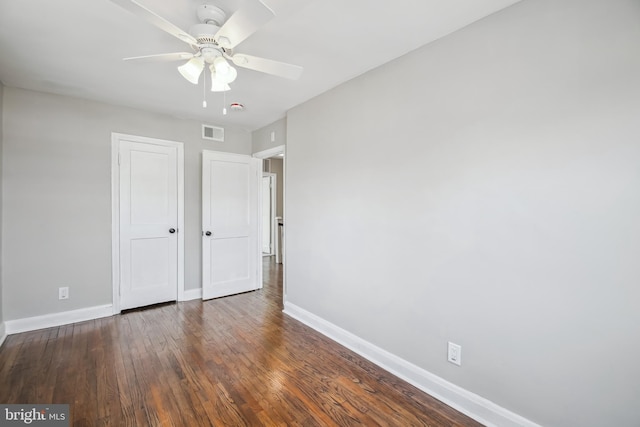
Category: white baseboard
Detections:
[
  {"x1": 0, "y1": 322, "x2": 6, "y2": 348},
  {"x1": 283, "y1": 302, "x2": 541, "y2": 427},
  {"x1": 180, "y1": 288, "x2": 202, "y2": 301},
  {"x1": 5, "y1": 304, "x2": 114, "y2": 335}
]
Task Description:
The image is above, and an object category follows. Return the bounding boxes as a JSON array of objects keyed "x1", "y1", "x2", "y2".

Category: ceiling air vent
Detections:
[{"x1": 202, "y1": 124, "x2": 224, "y2": 142}]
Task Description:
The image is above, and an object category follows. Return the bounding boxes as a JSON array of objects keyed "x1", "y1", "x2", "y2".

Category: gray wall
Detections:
[
  {"x1": 285, "y1": 1, "x2": 640, "y2": 426},
  {"x1": 0, "y1": 82, "x2": 4, "y2": 326},
  {"x1": 252, "y1": 117, "x2": 287, "y2": 154},
  {"x1": 2, "y1": 87, "x2": 251, "y2": 320},
  {"x1": 269, "y1": 158, "x2": 284, "y2": 218},
  {"x1": 254, "y1": 118, "x2": 286, "y2": 238}
]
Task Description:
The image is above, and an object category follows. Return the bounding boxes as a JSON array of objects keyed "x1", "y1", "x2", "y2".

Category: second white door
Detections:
[{"x1": 202, "y1": 151, "x2": 261, "y2": 300}]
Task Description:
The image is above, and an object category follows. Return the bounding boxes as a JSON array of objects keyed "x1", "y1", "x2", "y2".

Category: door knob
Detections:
[
  {"x1": 169, "y1": 228, "x2": 176, "y2": 234},
  {"x1": 205, "y1": 231, "x2": 212, "y2": 236}
]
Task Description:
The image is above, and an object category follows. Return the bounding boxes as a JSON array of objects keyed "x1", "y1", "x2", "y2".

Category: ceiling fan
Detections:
[{"x1": 110, "y1": 0, "x2": 303, "y2": 92}]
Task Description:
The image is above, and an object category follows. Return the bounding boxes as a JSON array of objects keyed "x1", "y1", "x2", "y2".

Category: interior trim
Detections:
[
  {"x1": 5, "y1": 304, "x2": 113, "y2": 335},
  {"x1": 283, "y1": 301, "x2": 541, "y2": 427},
  {"x1": 0, "y1": 322, "x2": 6, "y2": 348}
]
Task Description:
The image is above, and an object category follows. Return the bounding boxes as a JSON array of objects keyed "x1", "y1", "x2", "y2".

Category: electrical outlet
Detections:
[
  {"x1": 447, "y1": 342, "x2": 462, "y2": 366},
  {"x1": 59, "y1": 287, "x2": 69, "y2": 300}
]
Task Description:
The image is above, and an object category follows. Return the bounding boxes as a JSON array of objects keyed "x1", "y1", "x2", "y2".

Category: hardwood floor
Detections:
[{"x1": 0, "y1": 258, "x2": 482, "y2": 426}]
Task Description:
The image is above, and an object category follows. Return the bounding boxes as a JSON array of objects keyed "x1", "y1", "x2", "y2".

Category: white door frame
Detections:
[
  {"x1": 262, "y1": 172, "x2": 277, "y2": 256},
  {"x1": 111, "y1": 133, "x2": 185, "y2": 314},
  {"x1": 253, "y1": 145, "x2": 286, "y2": 298}
]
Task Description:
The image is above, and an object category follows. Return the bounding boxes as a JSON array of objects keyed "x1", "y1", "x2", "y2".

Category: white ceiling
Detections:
[{"x1": 0, "y1": 0, "x2": 521, "y2": 131}]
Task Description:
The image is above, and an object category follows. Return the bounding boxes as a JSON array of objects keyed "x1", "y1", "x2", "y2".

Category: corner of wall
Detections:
[
  {"x1": 251, "y1": 117, "x2": 287, "y2": 154},
  {"x1": 0, "y1": 322, "x2": 6, "y2": 348},
  {"x1": 0, "y1": 81, "x2": 5, "y2": 335},
  {"x1": 283, "y1": 302, "x2": 542, "y2": 427}
]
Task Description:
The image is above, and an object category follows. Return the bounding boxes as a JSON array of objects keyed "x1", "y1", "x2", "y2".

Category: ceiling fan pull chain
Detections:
[
  {"x1": 223, "y1": 89, "x2": 227, "y2": 115},
  {"x1": 202, "y1": 72, "x2": 207, "y2": 108}
]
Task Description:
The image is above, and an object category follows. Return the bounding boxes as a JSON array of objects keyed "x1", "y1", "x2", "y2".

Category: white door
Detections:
[
  {"x1": 202, "y1": 151, "x2": 261, "y2": 300},
  {"x1": 119, "y1": 139, "x2": 180, "y2": 310},
  {"x1": 262, "y1": 174, "x2": 276, "y2": 255}
]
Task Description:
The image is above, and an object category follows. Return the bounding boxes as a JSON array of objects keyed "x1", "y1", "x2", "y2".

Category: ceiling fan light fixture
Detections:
[
  {"x1": 213, "y1": 57, "x2": 231, "y2": 74},
  {"x1": 178, "y1": 57, "x2": 205, "y2": 84},
  {"x1": 209, "y1": 66, "x2": 231, "y2": 92},
  {"x1": 220, "y1": 66, "x2": 238, "y2": 84},
  {"x1": 211, "y1": 80, "x2": 231, "y2": 92},
  {"x1": 211, "y1": 58, "x2": 237, "y2": 84}
]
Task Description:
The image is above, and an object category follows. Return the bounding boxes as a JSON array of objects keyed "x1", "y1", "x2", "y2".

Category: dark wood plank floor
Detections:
[{"x1": 0, "y1": 258, "x2": 482, "y2": 426}]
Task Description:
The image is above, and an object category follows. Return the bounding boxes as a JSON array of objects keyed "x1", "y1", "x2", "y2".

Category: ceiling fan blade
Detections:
[
  {"x1": 110, "y1": 0, "x2": 198, "y2": 45},
  {"x1": 231, "y1": 54, "x2": 303, "y2": 80},
  {"x1": 214, "y1": 1, "x2": 275, "y2": 49},
  {"x1": 124, "y1": 52, "x2": 195, "y2": 63}
]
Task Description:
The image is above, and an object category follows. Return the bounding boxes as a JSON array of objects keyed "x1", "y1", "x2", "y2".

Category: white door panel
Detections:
[
  {"x1": 202, "y1": 151, "x2": 261, "y2": 300},
  {"x1": 119, "y1": 140, "x2": 179, "y2": 310},
  {"x1": 130, "y1": 238, "x2": 170, "y2": 288},
  {"x1": 210, "y1": 161, "x2": 250, "y2": 235},
  {"x1": 212, "y1": 237, "x2": 251, "y2": 282},
  {"x1": 129, "y1": 150, "x2": 172, "y2": 224},
  {"x1": 262, "y1": 175, "x2": 274, "y2": 254}
]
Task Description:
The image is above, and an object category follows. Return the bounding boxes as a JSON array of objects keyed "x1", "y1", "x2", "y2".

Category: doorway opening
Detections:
[{"x1": 253, "y1": 145, "x2": 286, "y2": 298}]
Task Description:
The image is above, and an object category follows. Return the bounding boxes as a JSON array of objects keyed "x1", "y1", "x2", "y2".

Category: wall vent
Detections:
[{"x1": 202, "y1": 124, "x2": 224, "y2": 141}]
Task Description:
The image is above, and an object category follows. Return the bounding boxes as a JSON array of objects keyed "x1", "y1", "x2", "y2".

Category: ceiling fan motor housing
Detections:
[
  {"x1": 190, "y1": 5, "x2": 226, "y2": 46},
  {"x1": 197, "y1": 4, "x2": 226, "y2": 26},
  {"x1": 200, "y1": 47, "x2": 222, "y2": 63},
  {"x1": 190, "y1": 23, "x2": 221, "y2": 44},
  {"x1": 190, "y1": 5, "x2": 229, "y2": 63}
]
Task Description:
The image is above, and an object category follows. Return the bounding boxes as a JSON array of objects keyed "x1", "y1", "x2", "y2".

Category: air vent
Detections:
[{"x1": 202, "y1": 124, "x2": 224, "y2": 141}]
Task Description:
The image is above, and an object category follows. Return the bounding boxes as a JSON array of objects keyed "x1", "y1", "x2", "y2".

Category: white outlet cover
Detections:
[{"x1": 448, "y1": 341, "x2": 462, "y2": 366}]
